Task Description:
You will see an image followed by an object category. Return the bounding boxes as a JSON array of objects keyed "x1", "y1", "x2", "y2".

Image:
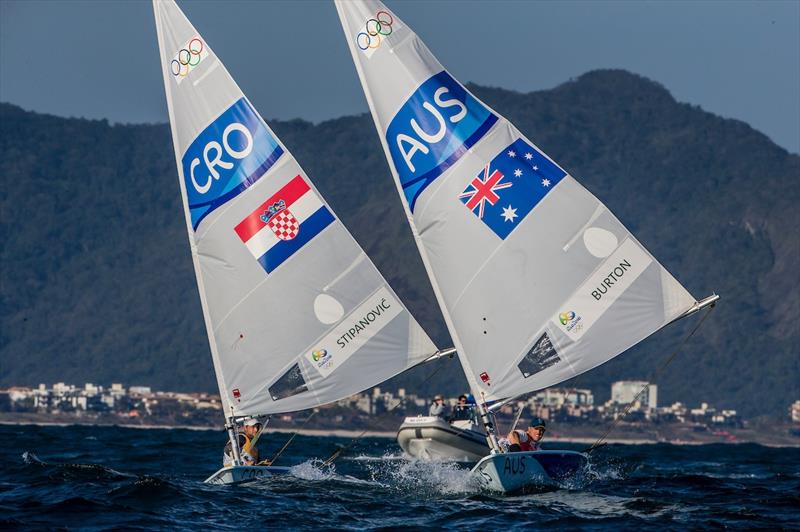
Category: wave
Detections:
[{"x1": 21, "y1": 451, "x2": 135, "y2": 481}]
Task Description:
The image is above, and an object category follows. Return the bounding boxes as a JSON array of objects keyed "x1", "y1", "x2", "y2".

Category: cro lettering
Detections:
[{"x1": 189, "y1": 122, "x2": 253, "y2": 194}]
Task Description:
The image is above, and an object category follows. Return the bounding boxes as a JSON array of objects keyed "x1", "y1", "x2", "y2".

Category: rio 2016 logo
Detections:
[
  {"x1": 355, "y1": 10, "x2": 394, "y2": 58},
  {"x1": 386, "y1": 71, "x2": 497, "y2": 212},
  {"x1": 559, "y1": 311, "x2": 582, "y2": 333},
  {"x1": 181, "y1": 98, "x2": 283, "y2": 230},
  {"x1": 311, "y1": 349, "x2": 331, "y2": 368},
  {"x1": 559, "y1": 311, "x2": 576, "y2": 325}
]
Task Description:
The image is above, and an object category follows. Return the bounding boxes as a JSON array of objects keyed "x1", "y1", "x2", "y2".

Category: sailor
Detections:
[
  {"x1": 505, "y1": 418, "x2": 546, "y2": 452},
  {"x1": 223, "y1": 418, "x2": 262, "y2": 466},
  {"x1": 428, "y1": 394, "x2": 446, "y2": 418}
]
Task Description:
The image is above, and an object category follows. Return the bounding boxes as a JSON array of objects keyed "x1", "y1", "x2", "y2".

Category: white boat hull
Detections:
[
  {"x1": 470, "y1": 450, "x2": 588, "y2": 493},
  {"x1": 204, "y1": 465, "x2": 292, "y2": 485},
  {"x1": 397, "y1": 416, "x2": 487, "y2": 462}
]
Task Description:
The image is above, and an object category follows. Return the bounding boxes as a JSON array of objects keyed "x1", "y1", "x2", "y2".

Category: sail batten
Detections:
[
  {"x1": 336, "y1": 0, "x2": 698, "y2": 402},
  {"x1": 153, "y1": 0, "x2": 437, "y2": 418}
]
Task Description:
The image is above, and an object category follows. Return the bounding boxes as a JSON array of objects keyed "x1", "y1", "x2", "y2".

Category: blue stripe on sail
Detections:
[
  {"x1": 256, "y1": 206, "x2": 335, "y2": 274},
  {"x1": 190, "y1": 146, "x2": 284, "y2": 230},
  {"x1": 403, "y1": 113, "x2": 498, "y2": 212}
]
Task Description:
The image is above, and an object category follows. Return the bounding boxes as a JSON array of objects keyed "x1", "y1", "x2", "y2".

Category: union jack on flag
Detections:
[{"x1": 459, "y1": 138, "x2": 567, "y2": 240}]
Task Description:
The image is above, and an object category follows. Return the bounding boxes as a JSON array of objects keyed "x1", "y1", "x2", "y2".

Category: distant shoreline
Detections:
[{"x1": 2, "y1": 419, "x2": 798, "y2": 448}]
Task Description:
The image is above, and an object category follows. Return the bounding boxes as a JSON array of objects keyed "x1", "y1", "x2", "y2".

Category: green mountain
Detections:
[{"x1": 1, "y1": 70, "x2": 797, "y2": 418}]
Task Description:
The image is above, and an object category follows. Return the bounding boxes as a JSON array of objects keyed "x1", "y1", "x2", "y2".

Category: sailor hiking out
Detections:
[{"x1": 501, "y1": 418, "x2": 546, "y2": 452}]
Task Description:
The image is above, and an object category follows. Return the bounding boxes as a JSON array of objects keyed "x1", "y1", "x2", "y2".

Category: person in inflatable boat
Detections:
[{"x1": 506, "y1": 418, "x2": 546, "y2": 452}]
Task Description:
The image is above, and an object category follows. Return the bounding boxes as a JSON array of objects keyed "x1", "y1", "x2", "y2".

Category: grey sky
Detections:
[{"x1": 1, "y1": 0, "x2": 798, "y2": 153}]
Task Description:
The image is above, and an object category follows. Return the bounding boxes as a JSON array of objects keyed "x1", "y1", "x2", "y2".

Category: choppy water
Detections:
[{"x1": 1, "y1": 424, "x2": 798, "y2": 530}]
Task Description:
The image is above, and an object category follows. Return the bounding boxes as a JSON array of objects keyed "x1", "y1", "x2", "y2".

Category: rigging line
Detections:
[
  {"x1": 585, "y1": 304, "x2": 716, "y2": 454},
  {"x1": 322, "y1": 361, "x2": 449, "y2": 467},
  {"x1": 509, "y1": 402, "x2": 525, "y2": 434},
  {"x1": 247, "y1": 416, "x2": 270, "y2": 452},
  {"x1": 267, "y1": 411, "x2": 317, "y2": 466}
]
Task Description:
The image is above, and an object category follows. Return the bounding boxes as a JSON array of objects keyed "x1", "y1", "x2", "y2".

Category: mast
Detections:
[
  {"x1": 333, "y1": 0, "x2": 501, "y2": 452},
  {"x1": 153, "y1": 0, "x2": 245, "y2": 464},
  {"x1": 152, "y1": 0, "x2": 233, "y2": 422}
]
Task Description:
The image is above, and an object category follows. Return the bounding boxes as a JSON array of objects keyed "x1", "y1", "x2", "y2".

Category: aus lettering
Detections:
[
  {"x1": 502, "y1": 456, "x2": 527, "y2": 476},
  {"x1": 386, "y1": 71, "x2": 497, "y2": 211},
  {"x1": 395, "y1": 86, "x2": 467, "y2": 173}
]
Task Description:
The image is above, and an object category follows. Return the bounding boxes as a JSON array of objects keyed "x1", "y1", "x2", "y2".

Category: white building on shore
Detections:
[{"x1": 611, "y1": 380, "x2": 658, "y2": 409}]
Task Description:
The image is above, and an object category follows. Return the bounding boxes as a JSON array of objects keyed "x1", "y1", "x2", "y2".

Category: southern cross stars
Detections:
[
  {"x1": 501, "y1": 205, "x2": 518, "y2": 222},
  {"x1": 542, "y1": 178, "x2": 551, "y2": 187},
  {"x1": 524, "y1": 153, "x2": 533, "y2": 160},
  {"x1": 507, "y1": 150, "x2": 516, "y2": 157},
  {"x1": 514, "y1": 168, "x2": 523, "y2": 177}
]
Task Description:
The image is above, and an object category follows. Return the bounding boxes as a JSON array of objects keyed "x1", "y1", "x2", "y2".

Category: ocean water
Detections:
[{"x1": 0, "y1": 424, "x2": 798, "y2": 530}]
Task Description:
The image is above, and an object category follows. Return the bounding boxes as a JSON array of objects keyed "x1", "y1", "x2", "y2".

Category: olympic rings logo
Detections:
[
  {"x1": 170, "y1": 37, "x2": 205, "y2": 80},
  {"x1": 355, "y1": 10, "x2": 394, "y2": 54}
]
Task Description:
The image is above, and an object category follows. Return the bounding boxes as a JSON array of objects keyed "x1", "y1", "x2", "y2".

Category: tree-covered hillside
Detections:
[{"x1": 1, "y1": 70, "x2": 797, "y2": 417}]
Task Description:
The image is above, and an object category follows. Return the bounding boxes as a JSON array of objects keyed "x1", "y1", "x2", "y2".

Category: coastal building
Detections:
[
  {"x1": 688, "y1": 402, "x2": 742, "y2": 427},
  {"x1": 532, "y1": 388, "x2": 594, "y2": 408},
  {"x1": 524, "y1": 387, "x2": 596, "y2": 421},
  {"x1": 0, "y1": 381, "x2": 750, "y2": 432},
  {"x1": 611, "y1": 381, "x2": 658, "y2": 409},
  {"x1": 790, "y1": 400, "x2": 800, "y2": 423}
]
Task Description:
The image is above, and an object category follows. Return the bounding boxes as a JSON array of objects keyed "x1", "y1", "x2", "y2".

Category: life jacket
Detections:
[
  {"x1": 223, "y1": 433, "x2": 259, "y2": 465},
  {"x1": 241, "y1": 433, "x2": 259, "y2": 463}
]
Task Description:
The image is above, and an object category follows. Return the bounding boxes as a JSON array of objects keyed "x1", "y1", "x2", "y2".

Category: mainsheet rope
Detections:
[
  {"x1": 266, "y1": 410, "x2": 317, "y2": 466},
  {"x1": 585, "y1": 303, "x2": 716, "y2": 453}
]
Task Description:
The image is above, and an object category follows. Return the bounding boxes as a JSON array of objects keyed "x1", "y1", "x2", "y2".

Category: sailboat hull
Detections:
[
  {"x1": 470, "y1": 450, "x2": 587, "y2": 493},
  {"x1": 204, "y1": 465, "x2": 292, "y2": 485}
]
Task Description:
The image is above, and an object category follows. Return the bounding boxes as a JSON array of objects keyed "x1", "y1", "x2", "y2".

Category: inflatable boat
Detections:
[{"x1": 396, "y1": 416, "x2": 488, "y2": 462}]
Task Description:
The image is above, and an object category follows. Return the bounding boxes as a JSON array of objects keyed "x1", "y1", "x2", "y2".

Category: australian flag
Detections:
[{"x1": 458, "y1": 138, "x2": 567, "y2": 240}]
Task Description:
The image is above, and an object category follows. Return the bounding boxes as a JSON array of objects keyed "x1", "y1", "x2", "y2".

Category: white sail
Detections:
[
  {"x1": 153, "y1": 0, "x2": 436, "y2": 418},
  {"x1": 335, "y1": 0, "x2": 697, "y2": 402}
]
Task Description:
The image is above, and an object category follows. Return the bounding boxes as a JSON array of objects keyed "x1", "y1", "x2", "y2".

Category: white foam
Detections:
[
  {"x1": 288, "y1": 459, "x2": 379, "y2": 486},
  {"x1": 363, "y1": 457, "x2": 482, "y2": 496}
]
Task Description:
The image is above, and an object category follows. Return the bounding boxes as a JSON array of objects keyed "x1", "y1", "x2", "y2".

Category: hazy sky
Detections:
[{"x1": 1, "y1": 0, "x2": 798, "y2": 153}]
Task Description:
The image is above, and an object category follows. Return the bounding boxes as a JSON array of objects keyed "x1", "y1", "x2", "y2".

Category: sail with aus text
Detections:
[
  {"x1": 335, "y1": 0, "x2": 698, "y2": 402},
  {"x1": 153, "y1": 0, "x2": 436, "y2": 418}
]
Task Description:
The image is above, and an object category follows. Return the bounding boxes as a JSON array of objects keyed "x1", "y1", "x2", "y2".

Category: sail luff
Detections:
[
  {"x1": 333, "y1": 0, "x2": 485, "y2": 399},
  {"x1": 152, "y1": 0, "x2": 232, "y2": 417}
]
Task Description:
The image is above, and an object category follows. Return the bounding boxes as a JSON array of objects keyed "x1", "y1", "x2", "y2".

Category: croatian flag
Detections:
[
  {"x1": 458, "y1": 138, "x2": 567, "y2": 240},
  {"x1": 234, "y1": 175, "x2": 335, "y2": 274}
]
